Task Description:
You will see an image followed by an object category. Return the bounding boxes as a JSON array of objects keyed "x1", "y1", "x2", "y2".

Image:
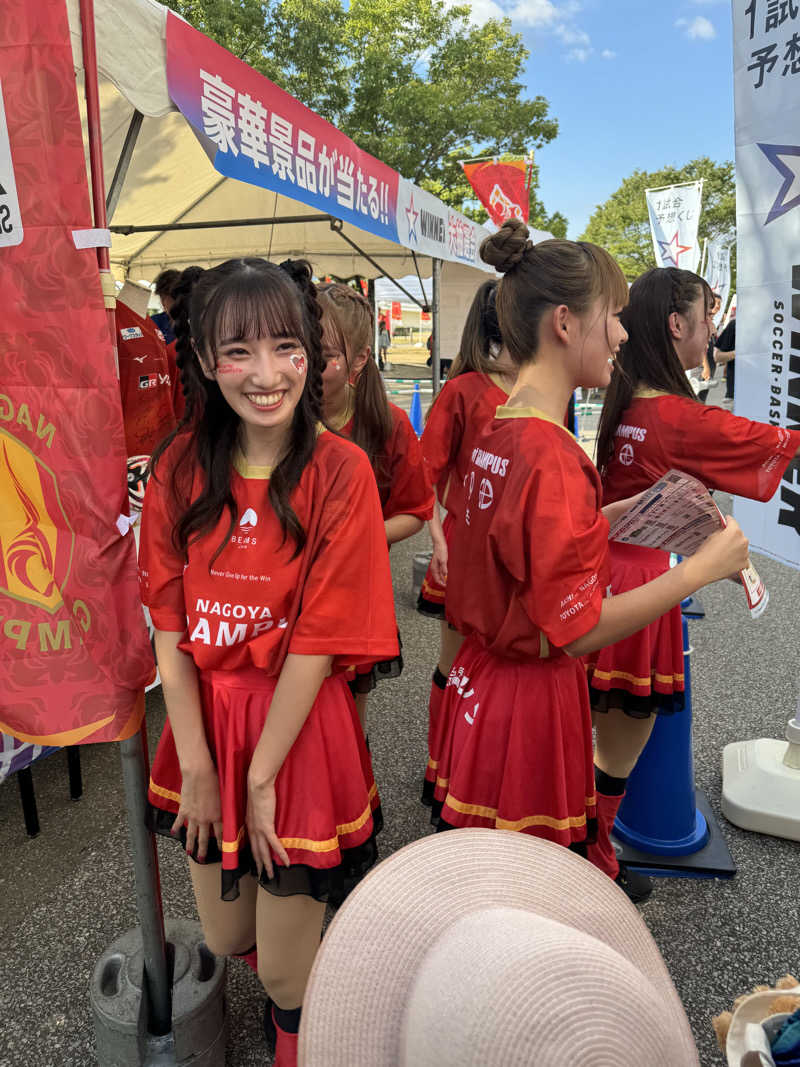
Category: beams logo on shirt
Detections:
[
  {"x1": 230, "y1": 506, "x2": 259, "y2": 547},
  {"x1": 0, "y1": 429, "x2": 91, "y2": 655}
]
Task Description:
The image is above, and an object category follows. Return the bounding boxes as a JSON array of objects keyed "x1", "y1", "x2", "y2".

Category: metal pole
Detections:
[
  {"x1": 79, "y1": 0, "x2": 173, "y2": 1038},
  {"x1": 431, "y1": 257, "x2": 442, "y2": 393},
  {"x1": 119, "y1": 726, "x2": 173, "y2": 1035},
  {"x1": 106, "y1": 110, "x2": 143, "y2": 222}
]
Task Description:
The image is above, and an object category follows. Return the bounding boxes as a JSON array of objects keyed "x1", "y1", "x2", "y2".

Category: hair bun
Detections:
[
  {"x1": 279, "y1": 258, "x2": 314, "y2": 292},
  {"x1": 480, "y1": 219, "x2": 532, "y2": 273}
]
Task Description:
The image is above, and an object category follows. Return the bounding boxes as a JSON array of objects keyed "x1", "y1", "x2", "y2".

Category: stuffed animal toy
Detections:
[{"x1": 713, "y1": 975, "x2": 800, "y2": 1054}]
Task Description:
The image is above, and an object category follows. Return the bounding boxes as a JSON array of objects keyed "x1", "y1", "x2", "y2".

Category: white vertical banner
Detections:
[
  {"x1": 644, "y1": 180, "x2": 703, "y2": 272},
  {"x1": 732, "y1": 0, "x2": 800, "y2": 568},
  {"x1": 703, "y1": 239, "x2": 732, "y2": 327}
]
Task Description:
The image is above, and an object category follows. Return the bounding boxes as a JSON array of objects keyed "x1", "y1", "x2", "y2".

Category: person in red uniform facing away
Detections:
[
  {"x1": 416, "y1": 280, "x2": 517, "y2": 804},
  {"x1": 430, "y1": 220, "x2": 749, "y2": 899},
  {"x1": 139, "y1": 258, "x2": 398, "y2": 1066},
  {"x1": 116, "y1": 283, "x2": 176, "y2": 457},
  {"x1": 586, "y1": 266, "x2": 800, "y2": 897},
  {"x1": 316, "y1": 282, "x2": 433, "y2": 733}
]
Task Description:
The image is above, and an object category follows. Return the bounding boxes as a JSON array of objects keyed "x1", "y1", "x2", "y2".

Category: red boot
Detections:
[
  {"x1": 588, "y1": 790, "x2": 652, "y2": 903},
  {"x1": 273, "y1": 1006, "x2": 300, "y2": 1067}
]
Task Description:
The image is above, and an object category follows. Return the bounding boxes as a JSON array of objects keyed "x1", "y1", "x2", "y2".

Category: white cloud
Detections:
[
  {"x1": 601, "y1": 48, "x2": 617, "y2": 59},
  {"x1": 567, "y1": 46, "x2": 593, "y2": 61},
  {"x1": 676, "y1": 14, "x2": 717, "y2": 39},
  {"x1": 450, "y1": 0, "x2": 596, "y2": 63}
]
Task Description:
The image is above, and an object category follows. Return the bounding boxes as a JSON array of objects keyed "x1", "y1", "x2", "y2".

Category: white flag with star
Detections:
[
  {"x1": 732, "y1": 0, "x2": 800, "y2": 569},
  {"x1": 644, "y1": 181, "x2": 703, "y2": 273}
]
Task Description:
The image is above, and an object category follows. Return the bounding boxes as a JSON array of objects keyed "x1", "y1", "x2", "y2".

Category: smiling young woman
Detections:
[{"x1": 140, "y1": 258, "x2": 398, "y2": 1066}]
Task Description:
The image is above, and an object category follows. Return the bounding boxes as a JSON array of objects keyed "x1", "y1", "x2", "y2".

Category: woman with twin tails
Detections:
[
  {"x1": 429, "y1": 221, "x2": 749, "y2": 898},
  {"x1": 140, "y1": 258, "x2": 397, "y2": 1065},
  {"x1": 586, "y1": 267, "x2": 800, "y2": 899},
  {"x1": 316, "y1": 283, "x2": 433, "y2": 731},
  {"x1": 416, "y1": 279, "x2": 518, "y2": 804}
]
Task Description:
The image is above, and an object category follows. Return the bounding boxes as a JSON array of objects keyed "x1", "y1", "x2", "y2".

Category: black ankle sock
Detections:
[
  {"x1": 273, "y1": 1004, "x2": 302, "y2": 1034},
  {"x1": 594, "y1": 766, "x2": 627, "y2": 797},
  {"x1": 232, "y1": 943, "x2": 257, "y2": 958},
  {"x1": 433, "y1": 667, "x2": 448, "y2": 690}
]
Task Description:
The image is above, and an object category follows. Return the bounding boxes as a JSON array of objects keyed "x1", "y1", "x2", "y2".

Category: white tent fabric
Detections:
[{"x1": 66, "y1": 0, "x2": 493, "y2": 284}]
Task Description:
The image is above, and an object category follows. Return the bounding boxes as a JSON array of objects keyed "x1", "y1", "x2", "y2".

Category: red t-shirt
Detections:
[
  {"x1": 421, "y1": 371, "x2": 509, "y2": 520},
  {"x1": 165, "y1": 340, "x2": 186, "y2": 422},
  {"x1": 446, "y1": 408, "x2": 610, "y2": 659},
  {"x1": 603, "y1": 393, "x2": 800, "y2": 504},
  {"x1": 116, "y1": 302, "x2": 176, "y2": 457},
  {"x1": 139, "y1": 431, "x2": 399, "y2": 673},
  {"x1": 341, "y1": 402, "x2": 433, "y2": 523}
]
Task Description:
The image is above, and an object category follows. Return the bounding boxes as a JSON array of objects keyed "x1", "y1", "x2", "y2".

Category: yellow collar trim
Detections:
[
  {"x1": 233, "y1": 449, "x2": 272, "y2": 480},
  {"x1": 495, "y1": 404, "x2": 576, "y2": 441},
  {"x1": 633, "y1": 387, "x2": 670, "y2": 399}
]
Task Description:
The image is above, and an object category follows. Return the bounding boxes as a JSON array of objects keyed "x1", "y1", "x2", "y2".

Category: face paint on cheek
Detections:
[
  {"x1": 290, "y1": 353, "x2": 306, "y2": 375},
  {"x1": 215, "y1": 363, "x2": 245, "y2": 376}
]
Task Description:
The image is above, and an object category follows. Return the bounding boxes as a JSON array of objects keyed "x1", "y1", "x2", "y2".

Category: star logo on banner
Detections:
[
  {"x1": 406, "y1": 194, "x2": 419, "y2": 243},
  {"x1": 658, "y1": 231, "x2": 693, "y2": 267},
  {"x1": 757, "y1": 143, "x2": 800, "y2": 225}
]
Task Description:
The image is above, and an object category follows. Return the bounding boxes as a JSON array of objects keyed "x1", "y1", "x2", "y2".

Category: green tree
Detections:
[
  {"x1": 580, "y1": 157, "x2": 735, "y2": 283},
  {"x1": 164, "y1": 0, "x2": 566, "y2": 227}
]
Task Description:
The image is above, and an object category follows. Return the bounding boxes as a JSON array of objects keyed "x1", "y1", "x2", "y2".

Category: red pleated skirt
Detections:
[
  {"x1": 431, "y1": 635, "x2": 597, "y2": 849},
  {"x1": 586, "y1": 542, "x2": 685, "y2": 717},
  {"x1": 147, "y1": 667, "x2": 380, "y2": 900},
  {"x1": 416, "y1": 512, "x2": 455, "y2": 618}
]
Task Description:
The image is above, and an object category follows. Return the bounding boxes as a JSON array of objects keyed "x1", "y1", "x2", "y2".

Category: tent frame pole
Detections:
[
  {"x1": 431, "y1": 257, "x2": 442, "y2": 393},
  {"x1": 106, "y1": 110, "x2": 143, "y2": 222},
  {"x1": 328, "y1": 219, "x2": 425, "y2": 308},
  {"x1": 79, "y1": 0, "x2": 172, "y2": 1038}
]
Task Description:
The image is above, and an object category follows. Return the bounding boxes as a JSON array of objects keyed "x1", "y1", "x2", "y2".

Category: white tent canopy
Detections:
[{"x1": 66, "y1": 0, "x2": 495, "y2": 285}]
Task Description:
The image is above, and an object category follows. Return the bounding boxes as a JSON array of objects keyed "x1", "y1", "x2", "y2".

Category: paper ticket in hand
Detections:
[{"x1": 608, "y1": 469, "x2": 768, "y2": 619}]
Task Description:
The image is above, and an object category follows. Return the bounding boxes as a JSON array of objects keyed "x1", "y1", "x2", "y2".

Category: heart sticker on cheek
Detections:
[{"x1": 290, "y1": 353, "x2": 306, "y2": 375}]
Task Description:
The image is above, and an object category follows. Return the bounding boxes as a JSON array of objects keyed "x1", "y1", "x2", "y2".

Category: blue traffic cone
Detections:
[
  {"x1": 612, "y1": 610, "x2": 735, "y2": 878},
  {"x1": 409, "y1": 382, "x2": 423, "y2": 436}
]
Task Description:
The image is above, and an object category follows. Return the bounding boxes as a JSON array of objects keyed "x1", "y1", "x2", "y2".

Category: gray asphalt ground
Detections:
[{"x1": 2, "y1": 388, "x2": 799, "y2": 1066}]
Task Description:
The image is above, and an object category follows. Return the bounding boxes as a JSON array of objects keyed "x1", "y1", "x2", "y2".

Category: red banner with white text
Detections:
[
  {"x1": 462, "y1": 158, "x2": 530, "y2": 228},
  {"x1": 0, "y1": 0, "x2": 154, "y2": 745}
]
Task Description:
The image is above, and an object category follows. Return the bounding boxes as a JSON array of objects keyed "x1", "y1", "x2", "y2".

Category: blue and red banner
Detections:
[
  {"x1": 0, "y1": 0, "x2": 154, "y2": 745},
  {"x1": 166, "y1": 11, "x2": 400, "y2": 244}
]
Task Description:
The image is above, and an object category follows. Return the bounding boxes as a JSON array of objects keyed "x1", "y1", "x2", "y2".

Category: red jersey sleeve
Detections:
[
  {"x1": 138, "y1": 450, "x2": 188, "y2": 632},
  {"x1": 673, "y1": 401, "x2": 800, "y2": 501},
  {"x1": 421, "y1": 382, "x2": 466, "y2": 497},
  {"x1": 290, "y1": 448, "x2": 399, "y2": 667},
  {"x1": 381, "y1": 405, "x2": 434, "y2": 522},
  {"x1": 522, "y1": 448, "x2": 609, "y2": 649}
]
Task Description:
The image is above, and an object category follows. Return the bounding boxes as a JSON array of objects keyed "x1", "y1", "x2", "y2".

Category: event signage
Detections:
[
  {"x1": 395, "y1": 178, "x2": 494, "y2": 273},
  {"x1": 0, "y1": 0, "x2": 154, "y2": 745},
  {"x1": 461, "y1": 158, "x2": 530, "y2": 227},
  {"x1": 732, "y1": 0, "x2": 800, "y2": 567},
  {"x1": 0, "y1": 79, "x2": 22, "y2": 247},
  {"x1": 645, "y1": 181, "x2": 703, "y2": 272},
  {"x1": 166, "y1": 12, "x2": 400, "y2": 245},
  {"x1": 703, "y1": 238, "x2": 732, "y2": 326}
]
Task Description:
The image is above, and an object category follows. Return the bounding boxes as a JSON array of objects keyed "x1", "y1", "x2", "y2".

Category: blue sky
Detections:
[{"x1": 460, "y1": 0, "x2": 734, "y2": 237}]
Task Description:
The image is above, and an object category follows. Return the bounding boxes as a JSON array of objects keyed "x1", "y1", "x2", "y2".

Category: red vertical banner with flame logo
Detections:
[
  {"x1": 461, "y1": 158, "x2": 531, "y2": 228},
  {"x1": 0, "y1": 0, "x2": 154, "y2": 745}
]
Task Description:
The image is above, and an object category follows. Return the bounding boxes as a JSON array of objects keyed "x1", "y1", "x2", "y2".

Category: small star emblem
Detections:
[
  {"x1": 406, "y1": 194, "x2": 419, "y2": 242},
  {"x1": 757, "y1": 143, "x2": 800, "y2": 225},
  {"x1": 658, "y1": 231, "x2": 693, "y2": 267}
]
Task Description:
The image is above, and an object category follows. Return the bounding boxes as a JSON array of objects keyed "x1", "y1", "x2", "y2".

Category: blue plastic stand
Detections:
[
  {"x1": 612, "y1": 607, "x2": 736, "y2": 879},
  {"x1": 409, "y1": 381, "x2": 423, "y2": 436}
]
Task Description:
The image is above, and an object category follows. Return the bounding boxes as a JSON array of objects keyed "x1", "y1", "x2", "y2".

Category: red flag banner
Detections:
[
  {"x1": 0, "y1": 0, "x2": 154, "y2": 745},
  {"x1": 391, "y1": 301, "x2": 402, "y2": 321},
  {"x1": 462, "y1": 159, "x2": 530, "y2": 228}
]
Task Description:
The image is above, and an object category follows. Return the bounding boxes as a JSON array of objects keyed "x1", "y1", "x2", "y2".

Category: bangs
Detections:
[
  {"x1": 204, "y1": 265, "x2": 306, "y2": 352},
  {"x1": 592, "y1": 245, "x2": 629, "y2": 310},
  {"x1": 320, "y1": 308, "x2": 348, "y2": 359}
]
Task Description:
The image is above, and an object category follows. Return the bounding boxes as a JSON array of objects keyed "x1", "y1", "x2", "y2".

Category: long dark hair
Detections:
[
  {"x1": 447, "y1": 280, "x2": 503, "y2": 379},
  {"x1": 596, "y1": 267, "x2": 712, "y2": 476},
  {"x1": 316, "y1": 283, "x2": 393, "y2": 490},
  {"x1": 150, "y1": 257, "x2": 325, "y2": 562}
]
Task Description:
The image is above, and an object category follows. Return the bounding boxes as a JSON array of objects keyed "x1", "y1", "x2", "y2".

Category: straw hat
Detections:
[{"x1": 299, "y1": 829, "x2": 699, "y2": 1066}]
